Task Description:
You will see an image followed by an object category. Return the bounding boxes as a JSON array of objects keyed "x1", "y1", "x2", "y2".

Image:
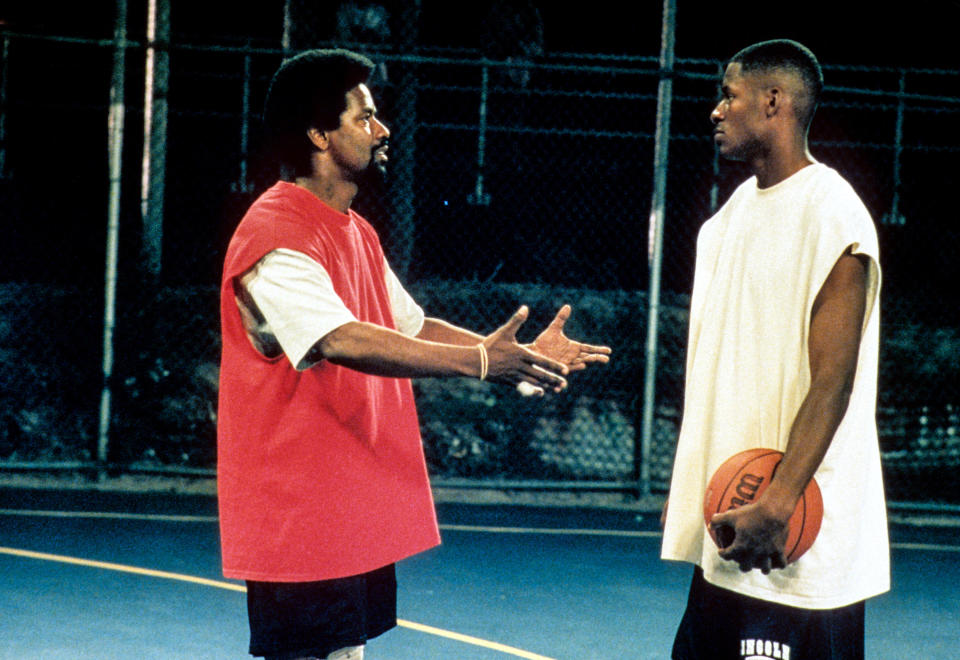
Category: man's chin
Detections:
[
  {"x1": 373, "y1": 152, "x2": 389, "y2": 176},
  {"x1": 717, "y1": 145, "x2": 746, "y2": 162},
  {"x1": 356, "y1": 161, "x2": 388, "y2": 186}
]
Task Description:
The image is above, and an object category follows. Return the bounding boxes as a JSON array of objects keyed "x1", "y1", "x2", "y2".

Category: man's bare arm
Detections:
[
  {"x1": 711, "y1": 248, "x2": 869, "y2": 573},
  {"x1": 316, "y1": 306, "x2": 570, "y2": 391}
]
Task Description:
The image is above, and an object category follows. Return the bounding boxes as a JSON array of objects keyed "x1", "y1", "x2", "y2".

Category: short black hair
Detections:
[
  {"x1": 729, "y1": 39, "x2": 824, "y2": 129},
  {"x1": 262, "y1": 48, "x2": 376, "y2": 177}
]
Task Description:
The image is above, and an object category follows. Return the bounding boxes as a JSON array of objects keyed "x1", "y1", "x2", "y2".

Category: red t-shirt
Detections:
[{"x1": 217, "y1": 181, "x2": 440, "y2": 581}]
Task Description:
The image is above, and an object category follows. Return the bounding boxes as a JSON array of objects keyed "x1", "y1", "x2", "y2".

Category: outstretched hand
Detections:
[
  {"x1": 530, "y1": 305, "x2": 612, "y2": 372},
  {"x1": 483, "y1": 306, "x2": 570, "y2": 393}
]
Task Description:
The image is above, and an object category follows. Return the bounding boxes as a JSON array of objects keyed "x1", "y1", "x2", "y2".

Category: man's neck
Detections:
[
  {"x1": 751, "y1": 151, "x2": 814, "y2": 189},
  {"x1": 294, "y1": 175, "x2": 358, "y2": 214},
  {"x1": 751, "y1": 137, "x2": 814, "y2": 189}
]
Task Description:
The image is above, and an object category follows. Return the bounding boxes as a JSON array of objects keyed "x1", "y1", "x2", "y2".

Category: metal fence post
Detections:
[
  {"x1": 0, "y1": 33, "x2": 9, "y2": 179},
  {"x1": 882, "y1": 71, "x2": 907, "y2": 227},
  {"x1": 232, "y1": 42, "x2": 253, "y2": 194},
  {"x1": 141, "y1": 0, "x2": 170, "y2": 277},
  {"x1": 99, "y1": 0, "x2": 128, "y2": 473},
  {"x1": 639, "y1": 0, "x2": 676, "y2": 496},
  {"x1": 709, "y1": 62, "x2": 723, "y2": 215},
  {"x1": 466, "y1": 64, "x2": 491, "y2": 207}
]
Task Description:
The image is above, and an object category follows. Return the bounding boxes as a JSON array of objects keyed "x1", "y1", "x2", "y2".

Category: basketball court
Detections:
[{"x1": 0, "y1": 484, "x2": 958, "y2": 659}]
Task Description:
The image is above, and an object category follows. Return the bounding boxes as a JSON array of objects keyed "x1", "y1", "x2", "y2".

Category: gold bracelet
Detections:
[{"x1": 477, "y1": 343, "x2": 489, "y2": 381}]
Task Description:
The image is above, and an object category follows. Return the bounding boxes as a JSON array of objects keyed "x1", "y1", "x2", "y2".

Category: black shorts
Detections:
[
  {"x1": 672, "y1": 567, "x2": 864, "y2": 660},
  {"x1": 246, "y1": 563, "x2": 397, "y2": 660}
]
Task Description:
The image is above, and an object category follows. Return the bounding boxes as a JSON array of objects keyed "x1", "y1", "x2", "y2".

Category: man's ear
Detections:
[
  {"x1": 307, "y1": 127, "x2": 328, "y2": 150},
  {"x1": 765, "y1": 87, "x2": 781, "y2": 118}
]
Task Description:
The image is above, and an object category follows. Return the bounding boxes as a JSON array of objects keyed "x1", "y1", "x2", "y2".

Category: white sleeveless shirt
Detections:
[{"x1": 661, "y1": 163, "x2": 889, "y2": 609}]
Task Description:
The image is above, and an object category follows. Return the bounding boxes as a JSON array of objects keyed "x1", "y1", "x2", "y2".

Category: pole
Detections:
[
  {"x1": 141, "y1": 0, "x2": 169, "y2": 277},
  {"x1": 99, "y1": 0, "x2": 127, "y2": 471},
  {"x1": 882, "y1": 72, "x2": 907, "y2": 227},
  {"x1": 232, "y1": 43, "x2": 252, "y2": 194},
  {"x1": 639, "y1": 0, "x2": 676, "y2": 496},
  {"x1": 467, "y1": 64, "x2": 491, "y2": 207},
  {"x1": 0, "y1": 33, "x2": 9, "y2": 179},
  {"x1": 709, "y1": 63, "x2": 723, "y2": 214},
  {"x1": 281, "y1": 0, "x2": 292, "y2": 53}
]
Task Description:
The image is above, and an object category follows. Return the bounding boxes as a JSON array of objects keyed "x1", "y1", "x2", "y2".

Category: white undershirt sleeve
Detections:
[
  {"x1": 242, "y1": 249, "x2": 425, "y2": 371},
  {"x1": 383, "y1": 258, "x2": 425, "y2": 337},
  {"x1": 243, "y1": 249, "x2": 358, "y2": 370}
]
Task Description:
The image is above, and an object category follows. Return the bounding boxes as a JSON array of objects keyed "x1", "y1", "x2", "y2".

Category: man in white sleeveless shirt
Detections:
[{"x1": 661, "y1": 40, "x2": 889, "y2": 659}]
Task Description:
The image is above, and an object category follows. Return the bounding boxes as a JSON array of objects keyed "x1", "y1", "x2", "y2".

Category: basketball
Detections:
[{"x1": 703, "y1": 448, "x2": 823, "y2": 564}]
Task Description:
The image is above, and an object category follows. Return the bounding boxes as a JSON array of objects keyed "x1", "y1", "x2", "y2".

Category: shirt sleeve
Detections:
[
  {"x1": 383, "y1": 258, "x2": 425, "y2": 337},
  {"x1": 243, "y1": 248, "x2": 358, "y2": 370}
]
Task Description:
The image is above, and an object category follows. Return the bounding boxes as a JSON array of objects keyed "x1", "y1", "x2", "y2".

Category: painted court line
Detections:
[
  {"x1": 440, "y1": 523, "x2": 662, "y2": 538},
  {"x1": 0, "y1": 545, "x2": 246, "y2": 591},
  {"x1": 3, "y1": 508, "x2": 960, "y2": 551},
  {"x1": 0, "y1": 509, "x2": 659, "y2": 537},
  {"x1": 0, "y1": 508, "x2": 216, "y2": 523},
  {"x1": 0, "y1": 545, "x2": 555, "y2": 660}
]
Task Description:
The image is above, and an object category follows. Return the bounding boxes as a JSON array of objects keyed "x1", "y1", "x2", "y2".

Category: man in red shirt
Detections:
[{"x1": 218, "y1": 48, "x2": 610, "y2": 660}]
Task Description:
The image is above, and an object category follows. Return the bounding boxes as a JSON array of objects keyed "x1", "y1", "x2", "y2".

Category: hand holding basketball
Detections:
[
  {"x1": 711, "y1": 500, "x2": 792, "y2": 573},
  {"x1": 704, "y1": 449, "x2": 823, "y2": 573}
]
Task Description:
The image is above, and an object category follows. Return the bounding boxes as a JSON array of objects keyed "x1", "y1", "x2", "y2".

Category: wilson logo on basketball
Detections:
[{"x1": 728, "y1": 472, "x2": 764, "y2": 509}]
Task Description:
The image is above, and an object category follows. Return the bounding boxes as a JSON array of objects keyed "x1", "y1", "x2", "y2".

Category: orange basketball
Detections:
[{"x1": 703, "y1": 448, "x2": 823, "y2": 564}]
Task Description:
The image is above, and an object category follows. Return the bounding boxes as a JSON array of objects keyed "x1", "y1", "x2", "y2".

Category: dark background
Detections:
[
  {"x1": 4, "y1": 1, "x2": 960, "y2": 66},
  {"x1": 1, "y1": 2, "x2": 957, "y2": 287},
  {"x1": 2, "y1": 0, "x2": 958, "y2": 288},
  {"x1": 0, "y1": 2, "x2": 957, "y2": 493}
]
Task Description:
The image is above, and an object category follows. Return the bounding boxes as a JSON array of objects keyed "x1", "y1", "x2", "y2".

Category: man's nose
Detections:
[
  {"x1": 710, "y1": 103, "x2": 723, "y2": 124},
  {"x1": 373, "y1": 117, "x2": 390, "y2": 139}
]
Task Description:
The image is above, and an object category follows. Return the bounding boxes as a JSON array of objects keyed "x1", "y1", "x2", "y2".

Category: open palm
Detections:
[{"x1": 530, "y1": 305, "x2": 611, "y2": 371}]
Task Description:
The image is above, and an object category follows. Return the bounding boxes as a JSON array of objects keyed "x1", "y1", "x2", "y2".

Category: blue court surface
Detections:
[{"x1": 1, "y1": 486, "x2": 958, "y2": 659}]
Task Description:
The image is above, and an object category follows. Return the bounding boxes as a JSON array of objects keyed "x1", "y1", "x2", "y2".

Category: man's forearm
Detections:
[
  {"x1": 415, "y1": 317, "x2": 484, "y2": 346},
  {"x1": 314, "y1": 309, "x2": 570, "y2": 394},
  {"x1": 762, "y1": 380, "x2": 851, "y2": 519},
  {"x1": 317, "y1": 321, "x2": 482, "y2": 379}
]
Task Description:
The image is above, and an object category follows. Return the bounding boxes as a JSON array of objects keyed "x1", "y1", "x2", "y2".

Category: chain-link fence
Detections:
[{"x1": 0, "y1": 4, "x2": 958, "y2": 506}]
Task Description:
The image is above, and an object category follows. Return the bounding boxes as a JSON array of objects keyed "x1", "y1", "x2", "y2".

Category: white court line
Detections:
[
  {"x1": 439, "y1": 523, "x2": 663, "y2": 539},
  {"x1": 0, "y1": 509, "x2": 660, "y2": 537},
  {"x1": 0, "y1": 508, "x2": 216, "y2": 523},
  {"x1": 2, "y1": 508, "x2": 959, "y2": 552}
]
